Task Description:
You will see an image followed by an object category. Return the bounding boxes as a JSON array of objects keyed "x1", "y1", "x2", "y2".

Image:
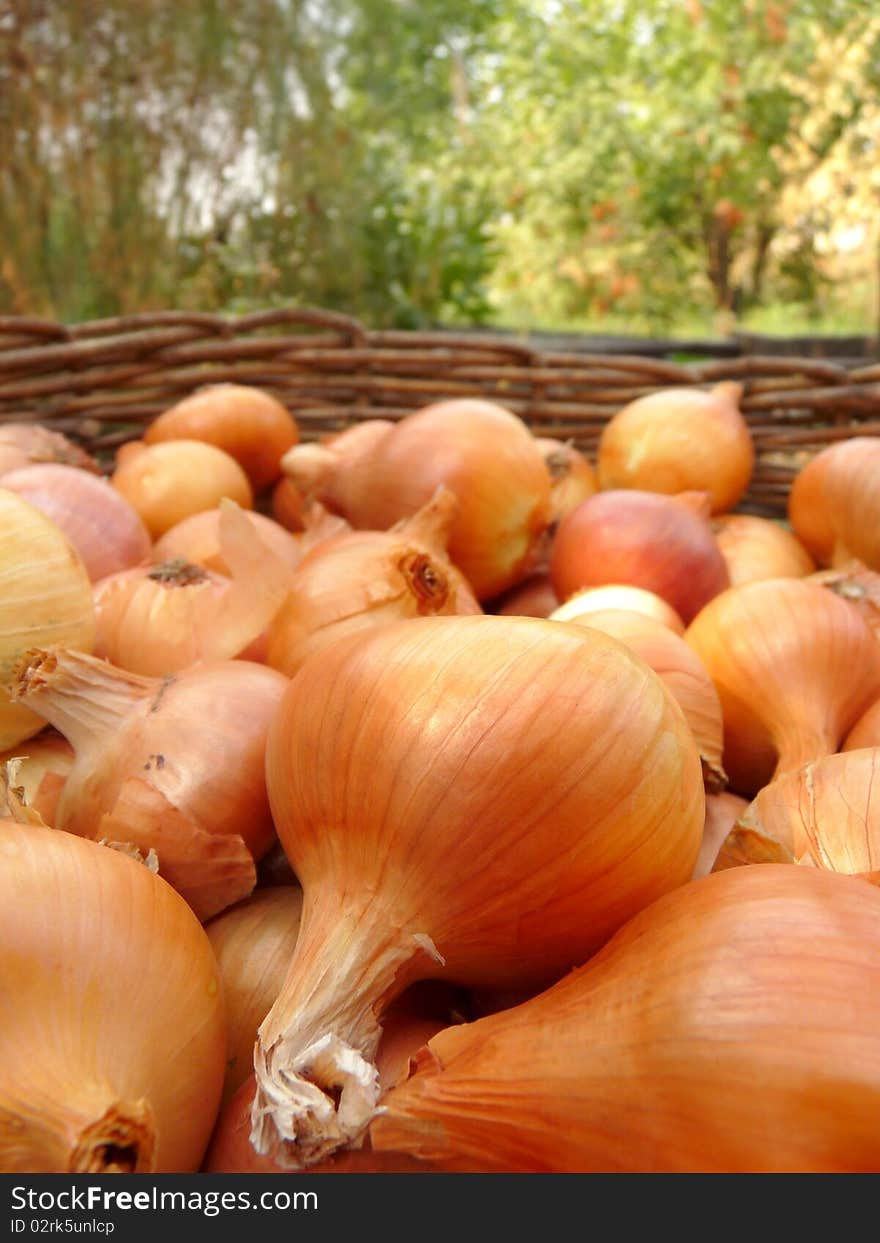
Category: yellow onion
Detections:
[
  {"x1": 553, "y1": 607, "x2": 726, "y2": 791},
  {"x1": 111, "y1": 439, "x2": 254, "y2": 539},
  {"x1": 370, "y1": 865, "x2": 880, "y2": 1172},
  {"x1": 271, "y1": 477, "x2": 305, "y2": 532},
  {"x1": 12, "y1": 648, "x2": 288, "y2": 921},
  {"x1": 788, "y1": 448, "x2": 836, "y2": 564},
  {"x1": 788, "y1": 438, "x2": 880, "y2": 569},
  {"x1": 282, "y1": 401, "x2": 553, "y2": 601},
  {"x1": 550, "y1": 584, "x2": 684, "y2": 633},
  {"x1": 534, "y1": 437, "x2": 598, "y2": 524},
  {"x1": 252, "y1": 613, "x2": 703, "y2": 1167},
  {"x1": 0, "y1": 729, "x2": 73, "y2": 826},
  {"x1": 0, "y1": 825, "x2": 225, "y2": 1172},
  {"x1": 719, "y1": 749, "x2": 880, "y2": 884},
  {"x1": 265, "y1": 488, "x2": 482, "y2": 677},
  {"x1": 685, "y1": 578, "x2": 880, "y2": 795},
  {"x1": 144, "y1": 384, "x2": 299, "y2": 493},
  {"x1": 0, "y1": 489, "x2": 95, "y2": 750},
  {"x1": 809, "y1": 562, "x2": 880, "y2": 642},
  {"x1": 206, "y1": 887, "x2": 304, "y2": 1105},
  {"x1": 154, "y1": 507, "x2": 304, "y2": 575},
  {"x1": 597, "y1": 382, "x2": 754, "y2": 514},
  {"x1": 713, "y1": 513, "x2": 815, "y2": 586}
]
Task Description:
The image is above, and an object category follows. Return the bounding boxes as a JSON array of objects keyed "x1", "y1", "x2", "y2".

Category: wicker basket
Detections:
[{"x1": 1, "y1": 306, "x2": 878, "y2": 517}]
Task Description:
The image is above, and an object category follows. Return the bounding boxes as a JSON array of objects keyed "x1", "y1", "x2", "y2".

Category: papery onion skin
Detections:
[
  {"x1": 144, "y1": 384, "x2": 299, "y2": 493},
  {"x1": 685, "y1": 577, "x2": 880, "y2": 796},
  {"x1": 154, "y1": 509, "x2": 303, "y2": 575},
  {"x1": 253, "y1": 613, "x2": 704, "y2": 1167},
  {"x1": 0, "y1": 824, "x2": 226, "y2": 1173},
  {"x1": 550, "y1": 490, "x2": 729, "y2": 624},
  {"x1": 206, "y1": 887, "x2": 304, "y2": 1105},
  {"x1": 0, "y1": 489, "x2": 96, "y2": 751},
  {"x1": 282, "y1": 400, "x2": 553, "y2": 601},
  {"x1": 1, "y1": 464, "x2": 152, "y2": 583},
  {"x1": 597, "y1": 382, "x2": 754, "y2": 514},
  {"x1": 370, "y1": 865, "x2": 880, "y2": 1173},
  {"x1": 12, "y1": 650, "x2": 288, "y2": 921},
  {"x1": 0, "y1": 423, "x2": 99, "y2": 477},
  {"x1": 550, "y1": 584, "x2": 684, "y2": 633},
  {"x1": 700, "y1": 790, "x2": 750, "y2": 875},
  {"x1": 534, "y1": 437, "x2": 598, "y2": 525},
  {"x1": 111, "y1": 439, "x2": 254, "y2": 539},
  {"x1": 554, "y1": 607, "x2": 726, "y2": 792},
  {"x1": 809, "y1": 562, "x2": 880, "y2": 641},
  {"x1": 713, "y1": 513, "x2": 815, "y2": 587}
]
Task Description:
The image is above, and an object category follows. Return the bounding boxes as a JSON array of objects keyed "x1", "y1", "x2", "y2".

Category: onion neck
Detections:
[
  {"x1": 12, "y1": 648, "x2": 156, "y2": 753},
  {"x1": 1, "y1": 1091, "x2": 155, "y2": 1173},
  {"x1": 773, "y1": 717, "x2": 837, "y2": 779},
  {"x1": 252, "y1": 896, "x2": 434, "y2": 1170}
]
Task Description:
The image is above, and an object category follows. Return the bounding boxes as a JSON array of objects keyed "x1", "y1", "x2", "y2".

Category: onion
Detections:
[
  {"x1": 550, "y1": 490, "x2": 729, "y2": 624},
  {"x1": 111, "y1": 439, "x2": 253, "y2": 539},
  {"x1": 788, "y1": 438, "x2": 880, "y2": 569},
  {"x1": 0, "y1": 825, "x2": 225, "y2": 1171},
  {"x1": 554, "y1": 607, "x2": 726, "y2": 791},
  {"x1": 788, "y1": 448, "x2": 836, "y2": 564},
  {"x1": 719, "y1": 749, "x2": 880, "y2": 884},
  {"x1": 0, "y1": 423, "x2": 99, "y2": 477},
  {"x1": 154, "y1": 507, "x2": 304, "y2": 575},
  {"x1": 265, "y1": 488, "x2": 482, "y2": 677},
  {"x1": 712, "y1": 513, "x2": 815, "y2": 586},
  {"x1": 252, "y1": 613, "x2": 703, "y2": 1167},
  {"x1": 550, "y1": 584, "x2": 684, "y2": 633},
  {"x1": 490, "y1": 574, "x2": 560, "y2": 618},
  {"x1": 597, "y1": 382, "x2": 754, "y2": 514},
  {"x1": 809, "y1": 562, "x2": 880, "y2": 641},
  {"x1": 144, "y1": 384, "x2": 299, "y2": 493},
  {"x1": 12, "y1": 648, "x2": 288, "y2": 921},
  {"x1": 206, "y1": 887, "x2": 304, "y2": 1105},
  {"x1": 685, "y1": 578, "x2": 880, "y2": 795},
  {"x1": 0, "y1": 489, "x2": 95, "y2": 751},
  {"x1": 0, "y1": 464, "x2": 151, "y2": 583},
  {"x1": 695, "y1": 790, "x2": 749, "y2": 877},
  {"x1": 271, "y1": 477, "x2": 305, "y2": 531},
  {"x1": 0, "y1": 729, "x2": 73, "y2": 826},
  {"x1": 282, "y1": 401, "x2": 553, "y2": 601},
  {"x1": 369, "y1": 865, "x2": 880, "y2": 1172},
  {"x1": 534, "y1": 437, "x2": 597, "y2": 524},
  {"x1": 845, "y1": 698, "x2": 880, "y2": 751}
]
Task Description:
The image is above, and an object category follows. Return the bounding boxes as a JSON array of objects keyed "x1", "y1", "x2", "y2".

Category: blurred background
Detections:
[{"x1": 2, "y1": 0, "x2": 878, "y2": 340}]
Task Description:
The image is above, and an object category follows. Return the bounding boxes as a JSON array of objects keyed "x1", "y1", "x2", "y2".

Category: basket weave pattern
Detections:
[{"x1": 1, "y1": 307, "x2": 878, "y2": 516}]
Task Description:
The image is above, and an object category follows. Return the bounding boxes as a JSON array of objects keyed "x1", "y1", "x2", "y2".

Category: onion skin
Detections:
[
  {"x1": 686, "y1": 578, "x2": 880, "y2": 795},
  {"x1": 490, "y1": 574, "x2": 559, "y2": 618},
  {"x1": 810, "y1": 562, "x2": 880, "y2": 641},
  {"x1": 253, "y1": 613, "x2": 704, "y2": 1167},
  {"x1": 0, "y1": 825, "x2": 226, "y2": 1172},
  {"x1": 271, "y1": 478, "x2": 305, "y2": 531},
  {"x1": 550, "y1": 584, "x2": 684, "y2": 633},
  {"x1": 807, "y1": 438, "x2": 880, "y2": 569},
  {"x1": 206, "y1": 887, "x2": 304, "y2": 1105},
  {"x1": 370, "y1": 865, "x2": 880, "y2": 1173},
  {"x1": 12, "y1": 649, "x2": 288, "y2": 921},
  {"x1": 154, "y1": 508, "x2": 304, "y2": 575},
  {"x1": 700, "y1": 790, "x2": 749, "y2": 875},
  {"x1": 0, "y1": 464, "x2": 152, "y2": 583},
  {"x1": 845, "y1": 698, "x2": 880, "y2": 751},
  {"x1": 0, "y1": 730, "x2": 73, "y2": 826},
  {"x1": 144, "y1": 384, "x2": 299, "y2": 493},
  {"x1": 597, "y1": 382, "x2": 754, "y2": 514},
  {"x1": 713, "y1": 513, "x2": 815, "y2": 587},
  {"x1": 282, "y1": 400, "x2": 553, "y2": 601},
  {"x1": 788, "y1": 448, "x2": 836, "y2": 564},
  {"x1": 111, "y1": 439, "x2": 254, "y2": 539},
  {"x1": 550, "y1": 490, "x2": 729, "y2": 624}
]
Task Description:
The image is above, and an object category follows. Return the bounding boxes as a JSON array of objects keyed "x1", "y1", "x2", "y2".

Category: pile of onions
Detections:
[
  {"x1": 0, "y1": 488, "x2": 95, "y2": 751},
  {"x1": 265, "y1": 488, "x2": 482, "y2": 677},
  {"x1": 281, "y1": 400, "x2": 553, "y2": 601},
  {"x1": 685, "y1": 577, "x2": 880, "y2": 795},
  {"x1": 251, "y1": 613, "x2": 703, "y2": 1167},
  {"x1": 94, "y1": 503, "x2": 292, "y2": 676},
  {"x1": 551, "y1": 607, "x2": 726, "y2": 791},
  {"x1": 0, "y1": 423, "x2": 99, "y2": 477},
  {"x1": 111, "y1": 439, "x2": 254, "y2": 539},
  {"x1": 0, "y1": 825, "x2": 225, "y2": 1171},
  {"x1": 144, "y1": 384, "x2": 299, "y2": 492},
  {"x1": 596, "y1": 382, "x2": 754, "y2": 514},
  {"x1": 788, "y1": 438, "x2": 880, "y2": 568},
  {"x1": 716, "y1": 748, "x2": 880, "y2": 883},
  {"x1": 550, "y1": 584, "x2": 684, "y2": 632},
  {"x1": 550, "y1": 489, "x2": 729, "y2": 623},
  {"x1": 370, "y1": 865, "x2": 880, "y2": 1172},
  {"x1": 12, "y1": 647, "x2": 288, "y2": 921},
  {"x1": 0, "y1": 464, "x2": 152, "y2": 583},
  {"x1": 534, "y1": 437, "x2": 597, "y2": 524},
  {"x1": 206, "y1": 887, "x2": 304, "y2": 1104},
  {"x1": 712, "y1": 513, "x2": 815, "y2": 586}
]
